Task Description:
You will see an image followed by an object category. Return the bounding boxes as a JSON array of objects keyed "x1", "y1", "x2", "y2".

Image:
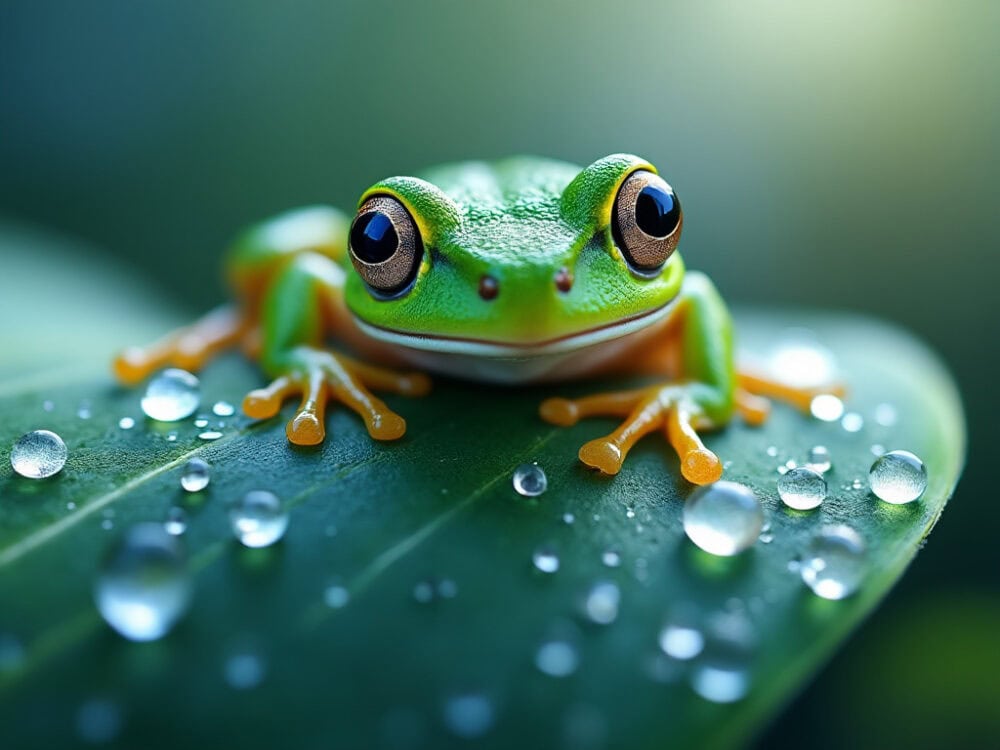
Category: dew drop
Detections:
[
  {"x1": 841, "y1": 412, "x2": 864, "y2": 433},
  {"x1": 118, "y1": 417, "x2": 135, "y2": 430},
  {"x1": 874, "y1": 403, "x2": 898, "y2": 427},
  {"x1": 165, "y1": 432, "x2": 177, "y2": 442},
  {"x1": 601, "y1": 549, "x2": 621, "y2": 568},
  {"x1": 683, "y1": 481, "x2": 764, "y2": 556},
  {"x1": 413, "y1": 580, "x2": 435, "y2": 604},
  {"x1": 562, "y1": 512, "x2": 575, "y2": 525},
  {"x1": 95, "y1": 523, "x2": 191, "y2": 641},
  {"x1": 212, "y1": 401, "x2": 236, "y2": 417},
  {"x1": 76, "y1": 698, "x2": 123, "y2": 744},
  {"x1": 163, "y1": 507, "x2": 187, "y2": 536},
  {"x1": 532, "y1": 546, "x2": 560, "y2": 574},
  {"x1": 229, "y1": 491, "x2": 289, "y2": 548},
  {"x1": 777, "y1": 467, "x2": 827, "y2": 511},
  {"x1": 443, "y1": 693, "x2": 495, "y2": 738},
  {"x1": 180, "y1": 457, "x2": 211, "y2": 492},
  {"x1": 10, "y1": 430, "x2": 68, "y2": 479},
  {"x1": 810, "y1": 394, "x2": 845, "y2": 422},
  {"x1": 765, "y1": 445, "x2": 779, "y2": 457},
  {"x1": 801, "y1": 525, "x2": 866, "y2": 600},
  {"x1": 198, "y1": 430, "x2": 223, "y2": 441},
  {"x1": 141, "y1": 368, "x2": 201, "y2": 422},
  {"x1": 869, "y1": 450, "x2": 927, "y2": 504},
  {"x1": 0, "y1": 633, "x2": 25, "y2": 674},
  {"x1": 805, "y1": 445, "x2": 831, "y2": 474},
  {"x1": 224, "y1": 648, "x2": 266, "y2": 690},
  {"x1": 689, "y1": 614, "x2": 756, "y2": 703},
  {"x1": 324, "y1": 585, "x2": 350, "y2": 608},
  {"x1": 658, "y1": 610, "x2": 705, "y2": 661},
  {"x1": 625, "y1": 506, "x2": 636, "y2": 519},
  {"x1": 77, "y1": 402, "x2": 92, "y2": 420},
  {"x1": 42, "y1": 399, "x2": 55, "y2": 412},
  {"x1": 583, "y1": 581, "x2": 620, "y2": 625},
  {"x1": 512, "y1": 463, "x2": 547, "y2": 497},
  {"x1": 535, "y1": 639, "x2": 579, "y2": 677},
  {"x1": 193, "y1": 417, "x2": 209, "y2": 428},
  {"x1": 870, "y1": 443, "x2": 886, "y2": 456}
]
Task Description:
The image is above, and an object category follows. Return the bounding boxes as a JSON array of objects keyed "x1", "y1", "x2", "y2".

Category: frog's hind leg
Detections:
[
  {"x1": 113, "y1": 306, "x2": 249, "y2": 385},
  {"x1": 736, "y1": 369, "x2": 846, "y2": 418}
]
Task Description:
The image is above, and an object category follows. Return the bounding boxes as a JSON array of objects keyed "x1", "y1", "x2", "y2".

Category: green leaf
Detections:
[{"x1": 0, "y1": 225, "x2": 965, "y2": 749}]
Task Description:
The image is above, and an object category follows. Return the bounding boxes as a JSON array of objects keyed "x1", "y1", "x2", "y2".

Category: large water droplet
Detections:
[
  {"x1": 801, "y1": 525, "x2": 866, "y2": 600},
  {"x1": 690, "y1": 613, "x2": 756, "y2": 703},
  {"x1": 767, "y1": 330, "x2": 837, "y2": 389},
  {"x1": 532, "y1": 546, "x2": 560, "y2": 574},
  {"x1": 229, "y1": 491, "x2": 288, "y2": 548},
  {"x1": 141, "y1": 368, "x2": 200, "y2": 422},
  {"x1": 805, "y1": 445, "x2": 831, "y2": 474},
  {"x1": 180, "y1": 457, "x2": 211, "y2": 492},
  {"x1": 583, "y1": 581, "x2": 620, "y2": 625},
  {"x1": 10, "y1": 429, "x2": 67, "y2": 478},
  {"x1": 443, "y1": 692, "x2": 495, "y2": 738},
  {"x1": 683, "y1": 481, "x2": 764, "y2": 556},
  {"x1": 95, "y1": 524, "x2": 191, "y2": 641},
  {"x1": 777, "y1": 467, "x2": 827, "y2": 511},
  {"x1": 869, "y1": 450, "x2": 927, "y2": 504},
  {"x1": 512, "y1": 463, "x2": 547, "y2": 497}
]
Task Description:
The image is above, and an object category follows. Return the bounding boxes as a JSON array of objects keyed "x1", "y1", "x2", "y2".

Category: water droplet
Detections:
[
  {"x1": 224, "y1": 648, "x2": 266, "y2": 690},
  {"x1": 163, "y1": 507, "x2": 187, "y2": 536},
  {"x1": 767, "y1": 331, "x2": 837, "y2": 388},
  {"x1": 95, "y1": 524, "x2": 191, "y2": 641},
  {"x1": 851, "y1": 478, "x2": 864, "y2": 490},
  {"x1": 229, "y1": 491, "x2": 289, "y2": 548},
  {"x1": 413, "y1": 580, "x2": 435, "y2": 603},
  {"x1": 141, "y1": 368, "x2": 201, "y2": 422},
  {"x1": 777, "y1": 467, "x2": 827, "y2": 510},
  {"x1": 841, "y1": 412, "x2": 864, "y2": 432},
  {"x1": 801, "y1": 525, "x2": 866, "y2": 600},
  {"x1": 690, "y1": 613, "x2": 756, "y2": 703},
  {"x1": 101, "y1": 519, "x2": 114, "y2": 531},
  {"x1": 180, "y1": 457, "x2": 211, "y2": 492},
  {"x1": 759, "y1": 533, "x2": 774, "y2": 543},
  {"x1": 583, "y1": 581, "x2": 620, "y2": 625},
  {"x1": 562, "y1": 512, "x2": 575, "y2": 525},
  {"x1": 805, "y1": 445, "x2": 831, "y2": 474},
  {"x1": 437, "y1": 578, "x2": 458, "y2": 598},
  {"x1": 118, "y1": 417, "x2": 135, "y2": 430},
  {"x1": 76, "y1": 698, "x2": 123, "y2": 744},
  {"x1": 535, "y1": 639, "x2": 579, "y2": 677},
  {"x1": 198, "y1": 430, "x2": 223, "y2": 441},
  {"x1": 443, "y1": 693, "x2": 495, "y2": 738},
  {"x1": 625, "y1": 506, "x2": 636, "y2": 519},
  {"x1": 810, "y1": 394, "x2": 845, "y2": 422},
  {"x1": 323, "y1": 584, "x2": 350, "y2": 608},
  {"x1": 512, "y1": 463, "x2": 547, "y2": 497},
  {"x1": 869, "y1": 450, "x2": 927, "y2": 504},
  {"x1": 165, "y1": 432, "x2": 178, "y2": 442},
  {"x1": 42, "y1": 399, "x2": 55, "y2": 412},
  {"x1": 601, "y1": 549, "x2": 621, "y2": 568},
  {"x1": 77, "y1": 402, "x2": 92, "y2": 420},
  {"x1": 870, "y1": 443, "x2": 886, "y2": 456},
  {"x1": 10, "y1": 430, "x2": 68, "y2": 478},
  {"x1": 683, "y1": 481, "x2": 764, "y2": 556},
  {"x1": 0, "y1": 633, "x2": 25, "y2": 674},
  {"x1": 765, "y1": 445, "x2": 779, "y2": 457},
  {"x1": 212, "y1": 401, "x2": 236, "y2": 417},
  {"x1": 658, "y1": 612, "x2": 704, "y2": 661},
  {"x1": 194, "y1": 417, "x2": 209, "y2": 428},
  {"x1": 874, "y1": 402, "x2": 898, "y2": 426},
  {"x1": 532, "y1": 546, "x2": 560, "y2": 574}
]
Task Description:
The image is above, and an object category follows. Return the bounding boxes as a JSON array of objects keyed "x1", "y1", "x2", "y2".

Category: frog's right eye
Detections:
[{"x1": 349, "y1": 195, "x2": 423, "y2": 296}]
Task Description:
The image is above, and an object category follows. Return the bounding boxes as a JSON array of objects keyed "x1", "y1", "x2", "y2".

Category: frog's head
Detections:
[{"x1": 344, "y1": 154, "x2": 685, "y2": 357}]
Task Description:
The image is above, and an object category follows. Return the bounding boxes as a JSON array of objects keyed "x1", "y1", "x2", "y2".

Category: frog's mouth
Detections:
[{"x1": 352, "y1": 297, "x2": 677, "y2": 359}]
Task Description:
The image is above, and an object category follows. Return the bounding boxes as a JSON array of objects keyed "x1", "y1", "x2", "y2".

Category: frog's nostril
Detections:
[
  {"x1": 554, "y1": 267, "x2": 573, "y2": 293},
  {"x1": 479, "y1": 275, "x2": 499, "y2": 301}
]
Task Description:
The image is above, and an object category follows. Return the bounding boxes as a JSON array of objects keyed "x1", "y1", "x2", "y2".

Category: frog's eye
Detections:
[
  {"x1": 349, "y1": 195, "x2": 423, "y2": 296},
  {"x1": 611, "y1": 170, "x2": 682, "y2": 276}
]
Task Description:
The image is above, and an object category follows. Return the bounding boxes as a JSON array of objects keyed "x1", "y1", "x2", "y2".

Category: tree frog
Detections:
[{"x1": 115, "y1": 154, "x2": 836, "y2": 485}]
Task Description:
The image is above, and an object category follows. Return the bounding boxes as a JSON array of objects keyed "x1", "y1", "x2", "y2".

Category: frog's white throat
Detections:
[{"x1": 351, "y1": 298, "x2": 677, "y2": 384}]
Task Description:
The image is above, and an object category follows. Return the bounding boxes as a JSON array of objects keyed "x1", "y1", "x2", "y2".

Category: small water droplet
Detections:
[
  {"x1": 869, "y1": 450, "x2": 927, "y2": 504},
  {"x1": 141, "y1": 368, "x2": 200, "y2": 422},
  {"x1": 562, "y1": 512, "x2": 575, "y2": 525},
  {"x1": 810, "y1": 394, "x2": 845, "y2": 422},
  {"x1": 212, "y1": 401, "x2": 236, "y2": 417},
  {"x1": 117, "y1": 417, "x2": 135, "y2": 430},
  {"x1": 77, "y1": 402, "x2": 92, "y2": 420},
  {"x1": 443, "y1": 692, "x2": 495, "y2": 738},
  {"x1": 198, "y1": 430, "x2": 223, "y2": 441},
  {"x1": 874, "y1": 403, "x2": 898, "y2": 427},
  {"x1": 163, "y1": 507, "x2": 187, "y2": 536},
  {"x1": 42, "y1": 399, "x2": 55, "y2": 412},
  {"x1": 229, "y1": 491, "x2": 289, "y2": 548},
  {"x1": 601, "y1": 549, "x2": 621, "y2": 568},
  {"x1": 224, "y1": 648, "x2": 266, "y2": 690},
  {"x1": 841, "y1": 412, "x2": 864, "y2": 432},
  {"x1": 805, "y1": 445, "x2": 831, "y2": 474},
  {"x1": 851, "y1": 478, "x2": 864, "y2": 490},
  {"x1": 101, "y1": 518, "x2": 113, "y2": 531},
  {"x1": 437, "y1": 578, "x2": 458, "y2": 599},
  {"x1": 532, "y1": 546, "x2": 560, "y2": 574},
  {"x1": 658, "y1": 610, "x2": 704, "y2": 661},
  {"x1": 583, "y1": 581, "x2": 620, "y2": 625},
  {"x1": 801, "y1": 525, "x2": 866, "y2": 600},
  {"x1": 870, "y1": 443, "x2": 886, "y2": 456},
  {"x1": 95, "y1": 524, "x2": 191, "y2": 641},
  {"x1": 777, "y1": 467, "x2": 826, "y2": 510},
  {"x1": 180, "y1": 457, "x2": 211, "y2": 492},
  {"x1": 76, "y1": 698, "x2": 123, "y2": 744},
  {"x1": 323, "y1": 585, "x2": 350, "y2": 608},
  {"x1": 683, "y1": 481, "x2": 764, "y2": 556},
  {"x1": 512, "y1": 463, "x2": 547, "y2": 497},
  {"x1": 535, "y1": 639, "x2": 579, "y2": 677},
  {"x1": 10, "y1": 430, "x2": 68, "y2": 478},
  {"x1": 165, "y1": 432, "x2": 178, "y2": 442},
  {"x1": 0, "y1": 633, "x2": 25, "y2": 674},
  {"x1": 625, "y1": 506, "x2": 636, "y2": 519},
  {"x1": 194, "y1": 417, "x2": 209, "y2": 428},
  {"x1": 759, "y1": 533, "x2": 774, "y2": 544},
  {"x1": 689, "y1": 613, "x2": 756, "y2": 703},
  {"x1": 765, "y1": 446, "x2": 779, "y2": 457}
]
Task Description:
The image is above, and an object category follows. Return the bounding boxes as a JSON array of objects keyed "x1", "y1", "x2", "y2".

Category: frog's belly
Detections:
[{"x1": 351, "y1": 301, "x2": 677, "y2": 385}]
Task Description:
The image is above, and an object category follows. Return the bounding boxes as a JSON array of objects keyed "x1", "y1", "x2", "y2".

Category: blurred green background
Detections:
[{"x1": 1, "y1": 1, "x2": 996, "y2": 746}]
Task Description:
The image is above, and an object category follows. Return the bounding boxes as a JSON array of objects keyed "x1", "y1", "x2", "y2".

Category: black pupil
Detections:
[
  {"x1": 635, "y1": 185, "x2": 680, "y2": 238},
  {"x1": 351, "y1": 211, "x2": 398, "y2": 264}
]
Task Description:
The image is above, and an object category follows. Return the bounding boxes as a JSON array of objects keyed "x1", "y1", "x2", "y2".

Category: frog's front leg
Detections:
[
  {"x1": 541, "y1": 272, "x2": 735, "y2": 485},
  {"x1": 241, "y1": 254, "x2": 430, "y2": 446}
]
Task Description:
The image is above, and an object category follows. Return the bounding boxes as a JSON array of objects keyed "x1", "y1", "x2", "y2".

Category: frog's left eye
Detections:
[
  {"x1": 611, "y1": 170, "x2": 682, "y2": 276},
  {"x1": 349, "y1": 195, "x2": 423, "y2": 296}
]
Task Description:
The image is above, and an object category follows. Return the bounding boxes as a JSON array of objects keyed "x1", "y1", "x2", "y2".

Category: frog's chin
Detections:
[{"x1": 351, "y1": 297, "x2": 677, "y2": 383}]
